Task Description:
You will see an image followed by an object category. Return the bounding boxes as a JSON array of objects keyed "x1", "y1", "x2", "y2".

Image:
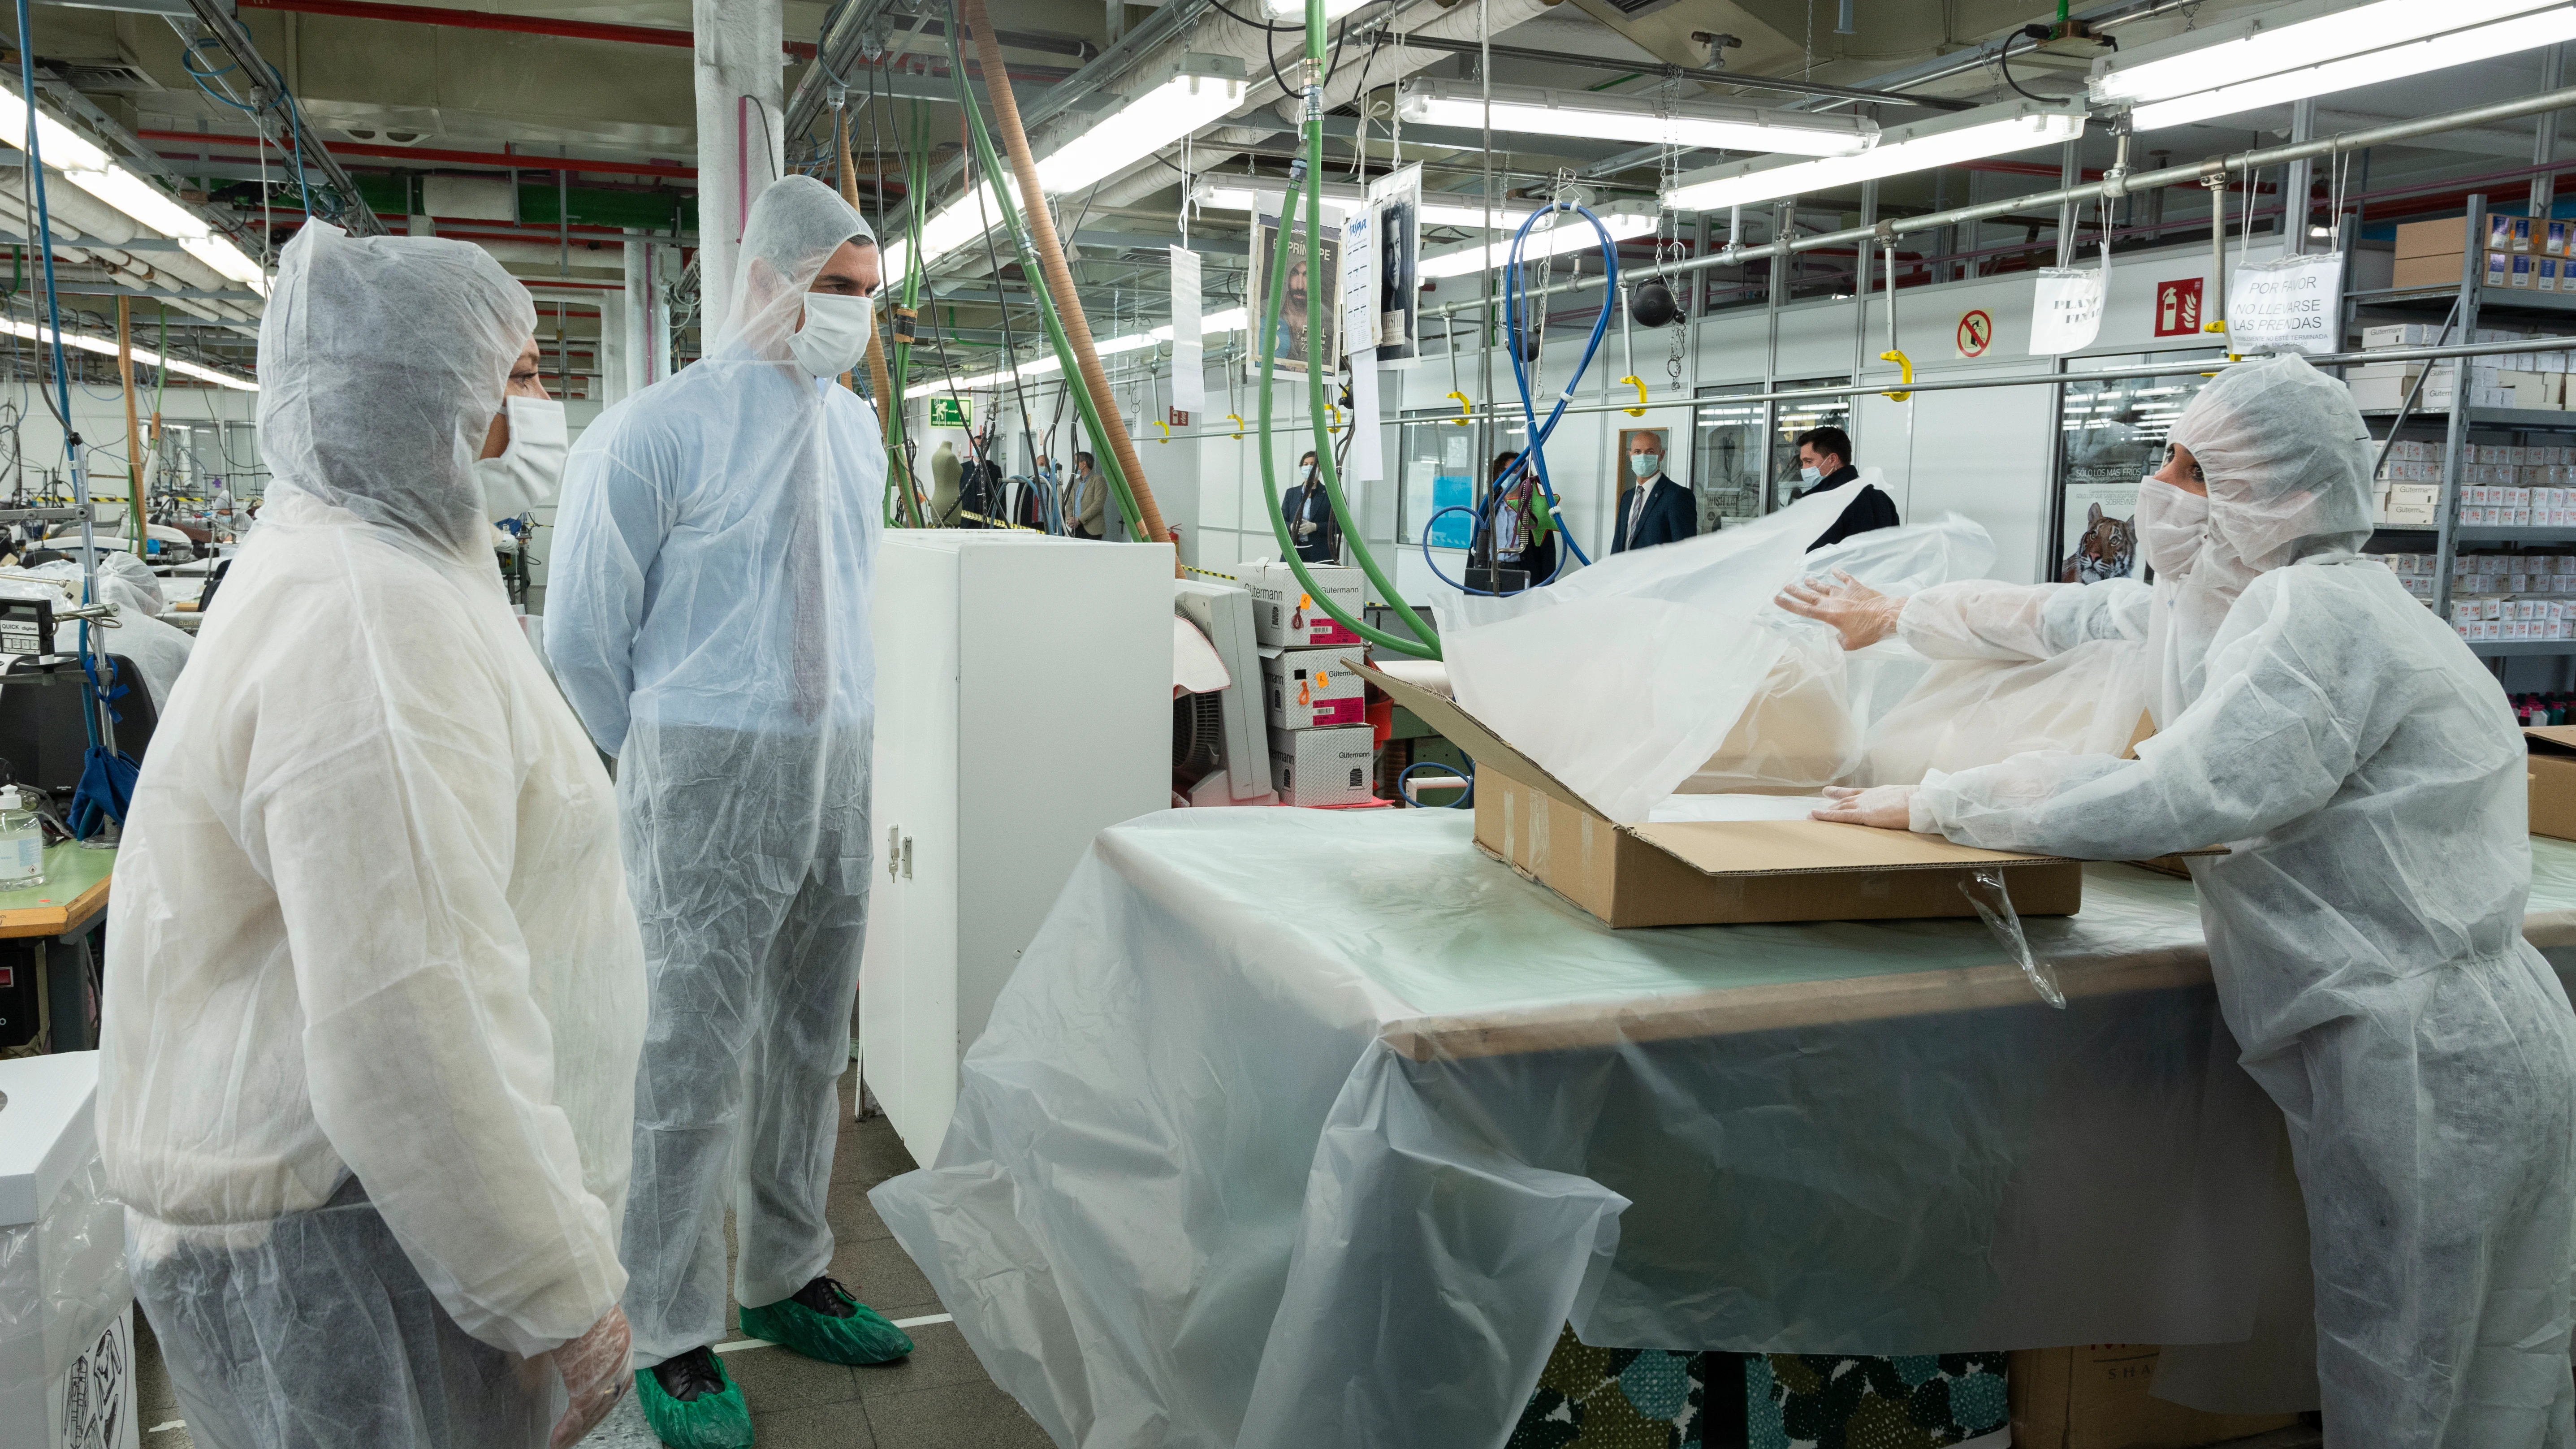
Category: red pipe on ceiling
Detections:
[
  {"x1": 142, "y1": 129, "x2": 696, "y2": 181},
  {"x1": 230, "y1": 0, "x2": 818, "y2": 61}
]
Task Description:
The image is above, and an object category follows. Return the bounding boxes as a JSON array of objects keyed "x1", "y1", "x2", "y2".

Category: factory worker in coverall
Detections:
[
  {"x1": 96, "y1": 222, "x2": 644, "y2": 1448},
  {"x1": 1786, "y1": 353, "x2": 2576, "y2": 1446},
  {"x1": 547, "y1": 174, "x2": 909, "y2": 1449}
]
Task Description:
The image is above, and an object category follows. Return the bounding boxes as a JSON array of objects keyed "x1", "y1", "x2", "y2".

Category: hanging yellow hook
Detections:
[
  {"x1": 1227, "y1": 413, "x2": 1245, "y2": 440},
  {"x1": 1154, "y1": 419, "x2": 1171, "y2": 444},
  {"x1": 1878, "y1": 349, "x2": 1914, "y2": 402},
  {"x1": 1618, "y1": 375, "x2": 1648, "y2": 417},
  {"x1": 1445, "y1": 390, "x2": 1472, "y2": 425}
]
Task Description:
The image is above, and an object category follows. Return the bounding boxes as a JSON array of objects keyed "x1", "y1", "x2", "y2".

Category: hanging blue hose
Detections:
[{"x1": 1419, "y1": 201, "x2": 1622, "y2": 595}]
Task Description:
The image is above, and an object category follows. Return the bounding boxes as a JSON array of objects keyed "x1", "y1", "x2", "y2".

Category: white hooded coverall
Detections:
[
  {"x1": 1908, "y1": 354, "x2": 2576, "y2": 1445},
  {"x1": 95, "y1": 222, "x2": 648, "y2": 1448}
]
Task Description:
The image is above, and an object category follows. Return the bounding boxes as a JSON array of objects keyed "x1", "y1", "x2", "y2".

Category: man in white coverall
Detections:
[
  {"x1": 546, "y1": 175, "x2": 908, "y2": 1449},
  {"x1": 96, "y1": 222, "x2": 644, "y2": 1449},
  {"x1": 1785, "y1": 353, "x2": 2576, "y2": 1445}
]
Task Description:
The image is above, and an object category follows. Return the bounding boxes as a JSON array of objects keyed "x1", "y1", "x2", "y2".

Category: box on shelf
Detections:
[
  {"x1": 2007, "y1": 1345, "x2": 2301, "y2": 1449},
  {"x1": 2396, "y1": 216, "x2": 2472, "y2": 260},
  {"x1": 1260, "y1": 644, "x2": 1368, "y2": 730},
  {"x1": 2528, "y1": 727, "x2": 2576, "y2": 840},
  {"x1": 1359, "y1": 663, "x2": 2086, "y2": 929},
  {"x1": 1238, "y1": 561, "x2": 1366, "y2": 648},
  {"x1": 1268, "y1": 723, "x2": 1375, "y2": 807}
]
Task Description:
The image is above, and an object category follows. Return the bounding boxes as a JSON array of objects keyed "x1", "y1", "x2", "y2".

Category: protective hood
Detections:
[
  {"x1": 256, "y1": 222, "x2": 533, "y2": 561},
  {"x1": 715, "y1": 174, "x2": 873, "y2": 364},
  {"x1": 2170, "y1": 352, "x2": 2374, "y2": 572}
]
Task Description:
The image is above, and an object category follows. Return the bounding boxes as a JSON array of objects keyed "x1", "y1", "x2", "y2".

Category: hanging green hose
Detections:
[
  {"x1": 1253, "y1": 0, "x2": 1439, "y2": 658},
  {"x1": 942, "y1": 20, "x2": 1148, "y2": 541},
  {"x1": 883, "y1": 101, "x2": 931, "y2": 528}
]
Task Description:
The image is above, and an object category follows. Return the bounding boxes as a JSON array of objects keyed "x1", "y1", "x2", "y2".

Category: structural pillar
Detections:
[
  {"x1": 2283, "y1": 98, "x2": 2316, "y2": 254},
  {"x1": 622, "y1": 227, "x2": 652, "y2": 398},
  {"x1": 693, "y1": 0, "x2": 783, "y2": 335}
]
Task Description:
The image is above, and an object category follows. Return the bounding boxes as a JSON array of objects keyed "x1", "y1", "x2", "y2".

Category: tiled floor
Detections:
[{"x1": 134, "y1": 1067, "x2": 1053, "y2": 1449}]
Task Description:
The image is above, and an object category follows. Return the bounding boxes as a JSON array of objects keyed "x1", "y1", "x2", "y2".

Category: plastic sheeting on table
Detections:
[
  {"x1": 1433, "y1": 502, "x2": 1988, "y2": 822},
  {"x1": 872, "y1": 809, "x2": 2322, "y2": 1449},
  {"x1": 0, "y1": 1147, "x2": 129, "y2": 1444}
]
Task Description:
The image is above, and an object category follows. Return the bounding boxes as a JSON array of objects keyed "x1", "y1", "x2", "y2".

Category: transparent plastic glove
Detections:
[
  {"x1": 549, "y1": 1305, "x2": 633, "y2": 1448},
  {"x1": 1812, "y1": 783, "x2": 1915, "y2": 830},
  {"x1": 1775, "y1": 571, "x2": 1906, "y2": 651},
  {"x1": 1960, "y1": 867, "x2": 2066, "y2": 1010},
  {"x1": 1296, "y1": 520, "x2": 1317, "y2": 538}
]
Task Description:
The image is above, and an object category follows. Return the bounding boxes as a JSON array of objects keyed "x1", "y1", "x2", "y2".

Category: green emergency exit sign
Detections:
[{"x1": 929, "y1": 396, "x2": 972, "y2": 428}]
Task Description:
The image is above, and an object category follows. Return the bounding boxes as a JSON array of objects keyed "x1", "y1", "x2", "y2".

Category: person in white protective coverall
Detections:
[
  {"x1": 94, "y1": 222, "x2": 646, "y2": 1449},
  {"x1": 545, "y1": 174, "x2": 909, "y2": 1449},
  {"x1": 1787, "y1": 353, "x2": 2576, "y2": 1446}
]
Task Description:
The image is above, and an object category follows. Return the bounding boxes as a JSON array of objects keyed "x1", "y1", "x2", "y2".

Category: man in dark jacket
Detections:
[
  {"x1": 1611, "y1": 431, "x2": 1695, "y2": 555},
  {"x1": 1789, "y1": 425, "x2": 1899, "y2": 550}
]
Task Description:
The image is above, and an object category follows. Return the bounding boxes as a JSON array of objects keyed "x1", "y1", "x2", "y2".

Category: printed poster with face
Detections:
[
  {"x1": 1367, "y1": 162, "x2": 1422, "y2": 366},
  {"x1": 1249, "y1": 193, "x2": 1343, "y2": 381}
]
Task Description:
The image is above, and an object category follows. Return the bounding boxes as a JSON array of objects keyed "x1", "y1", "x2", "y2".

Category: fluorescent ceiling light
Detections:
[
  {"x1": 182, "y1": 235, "x2": 272, "y2": 297},
  {"x1": 1417, "y1": 205, "x2": 1659, "y2": 279},
  {"x1": 1398, "y1": 78, "x2": 1876, "y2": 157},
  {"x1": 62, "y1": 164, "x2": 207, "y2": 240},
  {"x1": 0, "y1": 312, "x2": 255, "y2": 389},
  {"x1": 2094, "y1": 0, "x2": 2563, "y2": 105},
  {"x1": 1190, "y1": 177, "x2": 1540, "y2": 229},
  {"x1": 0, "y1": 78, "x2": 107, "y2": 173},
  {"x1": 1664, "y1": 100, "x2": 2085, "y2": 213},
  {"x1": 2122, "y1": 5, "x2": 2576, "y2": 131},
  {"x1": 0, "y1": 75, "x2": 266, "y2": 298},
  {"x1": 900, "y1": 61, "x2": 1243, "y2": 275},
  {"x1": 1041, "y1": 69, "x2": 1245, "y2": 195},
  {"x1": 947, "y1": 307, "x2": 1253, "y2": 391}
]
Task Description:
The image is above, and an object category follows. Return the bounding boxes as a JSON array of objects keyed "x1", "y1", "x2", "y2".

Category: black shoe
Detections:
[
  {"x1": 790, "y1": 1275, "x2": 858, "y2": 1319},
  {"x1": 651, "y1": 1345, "x2": 730, "y2": 1404}
]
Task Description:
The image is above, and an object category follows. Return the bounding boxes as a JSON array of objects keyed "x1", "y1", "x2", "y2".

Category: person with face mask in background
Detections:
[
  {"x1": 545, "y1": 175, "x2": 910, "y2": 1449},
  {"x1": 96, "y1": 222, "x2": 645, "y2": 1449},
  {"x1": 1611, "y1": 431, "x2": 1694, "y2": 555},
  {"x1": 1787, "y1": 425, "x2": 1899, "y2": 551},
  {"x1": 1069, "y1": 450, "x2": 1105, "y2": 539},
  {"x1": 1792, "y1": 354, "x2": 2576, "y2": 1446},
  {"x1": 1281, "y1": 449, "x2": 1340, "y2": 563}
]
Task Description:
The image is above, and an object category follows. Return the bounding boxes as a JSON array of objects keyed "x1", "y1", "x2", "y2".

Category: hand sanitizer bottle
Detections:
[{"x1": 0, "y1": 787, "x2": 44, "y2": 888}]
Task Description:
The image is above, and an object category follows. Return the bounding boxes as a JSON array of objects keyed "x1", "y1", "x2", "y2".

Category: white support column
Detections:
[
  {"x1": 693, "y1": 0, "x2": 783, "y2": 334},
  {"x1": 599, "y1": 291, "x2": 629, "y2": 408},
  {"x1": 622, "y1": 228, "x2": 651, "y2": 398},
  {"x1": 648, "y1": 244, "x2": 676, "y2": 377}
]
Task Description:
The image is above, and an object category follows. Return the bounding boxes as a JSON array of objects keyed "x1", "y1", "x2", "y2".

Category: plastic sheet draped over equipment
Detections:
[
  {"x1": 1434, "y1": 500, "x2": 1992, "y2": 821},
  {"x1": 873, "y1": 809, "x2": 2366, "y2": 1449}
]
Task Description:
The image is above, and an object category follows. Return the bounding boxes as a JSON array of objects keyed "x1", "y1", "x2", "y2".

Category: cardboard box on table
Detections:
[
  {"x1": 1358, "y1": 664, "x2": 2083, "y2": 929},
  {"x1": 2008, "y1": 1345, "x2": 2299, "y2": 1449},
  {"x1": 1260, "y1": 644, "x2": 1368, "y2": 730},
  {"x1": 2527, "y1": 726, "x2": 2576, "y2": 839}
]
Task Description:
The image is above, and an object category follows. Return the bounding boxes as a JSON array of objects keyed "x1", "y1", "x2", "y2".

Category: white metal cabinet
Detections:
[{"x1": 861, "y1": 534, "x2": 1172, "y2": 1163}]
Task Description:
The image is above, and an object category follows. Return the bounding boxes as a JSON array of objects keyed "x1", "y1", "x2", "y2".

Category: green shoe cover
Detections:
[
  {"x1": 738, "y1": 1285, "x2": 915, "y2": 1366},
  {"x1": 633, "y1": 1359, "x2": 754, "y2": 1449}
]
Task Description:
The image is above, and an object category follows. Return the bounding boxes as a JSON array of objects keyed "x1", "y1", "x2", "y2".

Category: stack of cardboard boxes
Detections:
[
  {"x1": 2347, "y1": 322, "x2": 2571, "y2": 414},
  {"x1": 2371, "y1": 440, "x2": 2576, "y2": 525},
  {"x1": 1239, "y1": 561, "x2": 1376, "y2": 807},
  {"x1": 2390, "y1": 212, "x2": 2576, "y2": 293}
]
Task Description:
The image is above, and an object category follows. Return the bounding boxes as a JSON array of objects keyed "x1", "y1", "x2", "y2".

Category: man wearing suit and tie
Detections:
[{"x1": 1611, "y1": 429, "x2": 1694, "y2": 555}]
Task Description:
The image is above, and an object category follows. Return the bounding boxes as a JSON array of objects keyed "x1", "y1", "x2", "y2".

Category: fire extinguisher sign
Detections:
[{"x1": 2154, "y1": 277, "x2": 2204, "y2": 337}]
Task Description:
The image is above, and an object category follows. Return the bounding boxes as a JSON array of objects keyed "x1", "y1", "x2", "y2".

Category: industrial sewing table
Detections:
[
  {"x1": 0, "y1": 842, "x2": 114, "y2": 1053},
  {"x1": 872, "y1": 809, "x2": 2576, "y2": 1449}
]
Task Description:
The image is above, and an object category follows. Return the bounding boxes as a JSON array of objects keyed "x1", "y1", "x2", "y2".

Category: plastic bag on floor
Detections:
[{"x1": 1437, "y1": 502, "x2": 1993, "y2": 821}]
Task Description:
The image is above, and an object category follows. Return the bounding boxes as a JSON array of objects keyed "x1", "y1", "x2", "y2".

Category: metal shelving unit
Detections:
[{"x1": 2352, "y1": 192, "x2": 2576, "y2": 666}]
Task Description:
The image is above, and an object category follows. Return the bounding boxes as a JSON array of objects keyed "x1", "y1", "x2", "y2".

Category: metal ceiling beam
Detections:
[
  {"x1": 1387, "y1": 35, "x2": 1974, "y2": 112},
  {"x1": 176, "y1": 0, "x2": 387, "y2": 235}
]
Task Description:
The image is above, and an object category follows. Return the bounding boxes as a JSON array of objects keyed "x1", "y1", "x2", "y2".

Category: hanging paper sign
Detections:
[
  {"x1": 2226, "y1": 251, "x2": 2343, "y2": 355},
  {"x1": 1340, "y1": 204, "x2": 1375, "y2": 360},
  {"x1": 2029, "y1": 246, "x2": 2109, "y2": 356},
  {"x1": 1366, "y1": 162, "x2": 1423, "y2": 367},
  {"x1": 1169, "y1": 245, "x2": 1205, "y2": 413},
  {"x1": 1349, "y1": 348, "x2": 1383, "y2": 484}
]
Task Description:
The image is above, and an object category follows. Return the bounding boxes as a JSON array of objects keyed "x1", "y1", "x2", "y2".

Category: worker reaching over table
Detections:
[
  {"x1": 96, "y1": 222, "x2": 646, "y2": 1449},
  {"x1": 547, "y1": 174, "x2": 910, "y2": 1449},
  {"x1": 1791, "y1": 353, "x2": 2576, "y2": 1445}
]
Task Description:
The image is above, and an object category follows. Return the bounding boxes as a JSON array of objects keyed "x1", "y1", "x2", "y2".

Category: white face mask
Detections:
[
  {"x1": 473, "y1": 395, "x2": 567, "y2": 519},
  {"x1": 2133, "y1": 475, "x2": 2210, "y2": 577},
  {"x1": 1632, "y1": 452, "x2": 1661, "y2": 479},
  {"x1": 787, "y1": 292, "x2": 875, "y2": 378},
  {"x1": 1798, "y1": 465, "x2": 1824, "y2": 485}
]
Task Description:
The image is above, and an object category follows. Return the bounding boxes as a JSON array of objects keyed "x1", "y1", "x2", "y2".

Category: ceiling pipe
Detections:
[
  {"x1": 231, "y1": 0, "x2": 818, "y2": 60},
  {"x1": 138, "y1": 130, "x2": 698, "y2": 181}
]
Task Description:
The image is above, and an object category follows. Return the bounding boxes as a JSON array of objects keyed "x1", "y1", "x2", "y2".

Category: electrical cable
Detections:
[{"x1": 1998, "y1": 27, "x2": 2055, "y2": 104}]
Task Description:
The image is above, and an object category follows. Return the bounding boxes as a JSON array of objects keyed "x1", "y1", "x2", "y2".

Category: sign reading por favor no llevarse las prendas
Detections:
[{"x1": 2226, "y1": 252, "x2": 2344, "y2": 355}]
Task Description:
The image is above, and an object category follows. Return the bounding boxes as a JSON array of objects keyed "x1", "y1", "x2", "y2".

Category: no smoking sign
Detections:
[{"x1": 1955, "y1": 308, "x2": 1994, "y2": 359}]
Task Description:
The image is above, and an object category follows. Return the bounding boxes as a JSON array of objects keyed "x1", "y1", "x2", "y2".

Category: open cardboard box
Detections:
[
  {"x1": 2528, "y1": 726, "x2": 2576, "y2": 841},
  {"x1": 1359, "y1": 663, "x2": 2084, "y2": 929}
]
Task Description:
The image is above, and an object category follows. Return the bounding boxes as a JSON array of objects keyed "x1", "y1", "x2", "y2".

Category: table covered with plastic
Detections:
[{"x1": 871, "y1": 809, "x2": 2576, "y2": 1449}]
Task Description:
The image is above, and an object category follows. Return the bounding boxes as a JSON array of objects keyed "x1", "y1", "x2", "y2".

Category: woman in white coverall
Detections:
[
  {"x1": 95, "y1": 222, "x2": 647, "y2": 1449},
  {"x1": 1789, "y1": 353, "x2": 2576, "y2": 1445}
]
